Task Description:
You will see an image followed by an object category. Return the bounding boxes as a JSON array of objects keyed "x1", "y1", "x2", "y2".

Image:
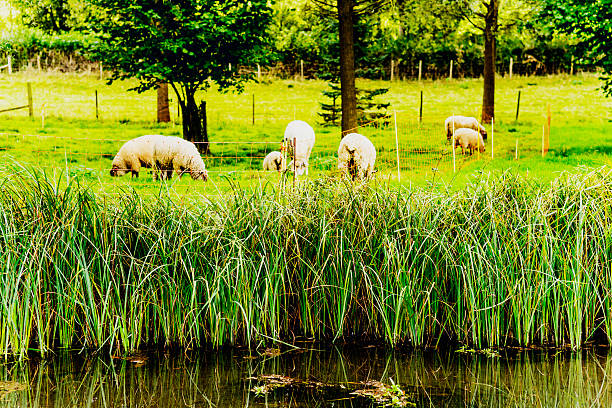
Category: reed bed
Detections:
[{"x1": 0, "y1": 166, "x2": 611, "y2": 358}]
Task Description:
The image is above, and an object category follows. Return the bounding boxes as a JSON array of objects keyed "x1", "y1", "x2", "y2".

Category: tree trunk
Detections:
[
  {"x1": 181, "y1": 89, "x2": 210, "y2": 155},
  {"x1": 337, "y1": 0, "x2": 358, "y2": 136},
  {"x1": 157, "y1": 83, "x2": 170, "y2": 123},
  {"x1": 200, "y1": 101, "x2": 209, "y2": 154},
  {"x1": 481, "y1": 0, "x2": 498, "y2": 124}
]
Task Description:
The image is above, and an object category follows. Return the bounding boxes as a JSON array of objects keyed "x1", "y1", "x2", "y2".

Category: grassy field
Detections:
[{"x1": 0, "y1": 71, "x2": 610, "y2": 194}]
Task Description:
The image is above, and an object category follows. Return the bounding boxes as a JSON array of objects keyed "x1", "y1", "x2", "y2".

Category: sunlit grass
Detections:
[
  {"x1": 0, "y1": 166, "x2": 610, "y2": 358},
  {"x1": 0, "y1": 72, "x2": 610, "y2": 191}
]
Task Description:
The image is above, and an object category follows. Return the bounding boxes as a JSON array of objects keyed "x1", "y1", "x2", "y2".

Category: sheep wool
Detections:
[
  {"x1": 262, "y1": 151, "x2": 285, "y2": 172},
  {"x1": 153, "y1": 136, "x2": 208, "y2": 181},
  {"x1": 283, "y1": 120, "x2": 316, "y2": 176},
  {"x1": 337, "y1": 132, "x2": 376, "y2": 181},
  {"x1": 453, "y1": 128, "x2": 485, "y2": 155},
  {"x1": 445, "y1": 115, "x2": 488, "y2": 141},
  {"x1": 110, "y1": 134, "x2": 165, "y2": 177}
]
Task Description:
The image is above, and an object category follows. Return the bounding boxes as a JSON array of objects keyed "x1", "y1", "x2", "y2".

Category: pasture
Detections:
[{"x1": 0, "y1": 71, "x2": 610, "y2": 195}]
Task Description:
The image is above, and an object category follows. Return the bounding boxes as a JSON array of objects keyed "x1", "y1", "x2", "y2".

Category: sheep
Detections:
[
  {"x1": 453, "y1": 128, "x2": 485, "y2": 155},
  {"x1": 110, "y1": 134, "x2": 164, "y2": 177},
  {"x1": 283, "y1": 120, "x2": 316, "y2": 176},
  {"x1": 445, "y1": 115, "x2": 488, "y2": 141},
  {"x1": 337, "y1": 132, "x2": 376, "y2": 181},
  {"x1": 152, "y1": 136, "x2": 208, "y2": 181},
  {"x1": 262, "y1": 151, "x2": 285, "y2": 172}
]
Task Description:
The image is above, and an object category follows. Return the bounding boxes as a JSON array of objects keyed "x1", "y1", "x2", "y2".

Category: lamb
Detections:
[
  {"x1": 445, "y1": 115, "x2": 487, "y2": 141},
  {"x1": 337, "y1": 132, "x2": 376, "y2": 181},
  {"x1": 110, "y1": 134, "x2": 164, "y2": 177},
  {"x1": 453, "y1": 128, "x2": 485, "y2": 155},
  {"x1": 152, "y1": 136, "x2": 208, "y2": 181},
  {"x1": 283, "y1": 120, "x2": 316, "y2": 176},
  {"x1": 262, "y1": 151, "x2": 285, "y2": 172}
]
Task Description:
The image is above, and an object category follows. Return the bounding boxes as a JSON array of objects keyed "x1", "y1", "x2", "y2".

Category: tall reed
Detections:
[{"x1": 0, "y1": 166, "x2": 611, "y2": 357}]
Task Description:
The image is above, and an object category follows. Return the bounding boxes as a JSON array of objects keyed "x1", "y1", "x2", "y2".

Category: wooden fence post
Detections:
[
  {"x1": 509, "y1": 57, "x2": 513, "y2": 78},
  {"x1": 418, "y1": 60, "x2": 422, "y2": 81},
  {"x1": 95, "y1": 90, "x2": 99, "y2": 120},
  {"x1": 515, "y1": 90, "x2": 521, "y2": 121},
  {"x1": 570, "y1": 55, "x2": 574, "y2": 76},
  {"x1": 27, "y1": 83, "x2": 33, "y2": 117},
  {"x1": 8, "y1": 55, "x2": 12, "y2": 74},
  {"x1": 515, "y1": 139, "x2": 519, "y2": 160},
  {"x1": 419, "y1": 91, "x2": 423, "y2": 123},
  {"x1": 452, "y1": 115, "x2": 456, "y2": 173},
  {"x1": 394, "y1": 110, "x2": 401, "y2": 182},
  {"x1": 252, "y1": 94, "x2": 255, "y2": 125},
  {"x1": 300, "y1": 60, "x2": 304, "y2": 80},
  {"x1": 491, "y1": 117, "x2": 494, "y2": 159},
  {"x1": 544, "y1": 104, "x2": 551, "y2": 155},
  {"x1": 449, "y1": 60, "x2": 453, "y2": 79},
  {"x1": 257, "y1": 64, "x2": 261, "y2": 80},
  {"x1": 390, "y1": 59, "x2": 394, "y2": 81}
]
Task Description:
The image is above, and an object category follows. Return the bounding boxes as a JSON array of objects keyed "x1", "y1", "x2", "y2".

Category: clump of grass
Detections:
[{"x1": 0, "y1": 165, "x2": 611, "y2": 358}]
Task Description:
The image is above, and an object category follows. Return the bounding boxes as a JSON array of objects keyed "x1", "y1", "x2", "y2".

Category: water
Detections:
[{"x1": 1, "y1": 346, "x2": 611, "y2": 407}]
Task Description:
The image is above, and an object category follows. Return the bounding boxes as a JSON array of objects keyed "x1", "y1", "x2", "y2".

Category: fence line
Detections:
[{"x1": 0, "y1": 111, "x2": 540, "y2": 196}]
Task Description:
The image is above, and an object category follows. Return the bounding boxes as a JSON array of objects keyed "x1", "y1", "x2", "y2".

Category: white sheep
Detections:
[
  {"x1": 283, "y1": 120, "x2": 316, "y2": 176},
  {"x1": 453, "y1": 128, "x2": 485, "y2": 155},
  {"x1": 152, "y1": 136, "x2": 208, "y2": 181},
  {"x1": 445, "y1": 115, "x2": 487, "y2": 141},
  {"x1": 337, "y1": 132, "x2": 376, "y2": 181},
  {"x1": 110, "y1": 134, "x2": 164, "y2": 177},
  {"x1": 262, "y1": 151, "x2": 285, "y2": 172}
]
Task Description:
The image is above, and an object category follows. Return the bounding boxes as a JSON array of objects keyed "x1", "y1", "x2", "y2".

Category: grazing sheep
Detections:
[
  {"x1": 110, "y1": 134, "x2": 164, "y2": 177},
  {"x1": 445, "y1": 115, "x2": 488, "y2": 141},
  {"x1": 337, "y1": 132, "x2": 376, "y2": 181},
  {"x1": 453, "y1": 128, "x2": 485, "y2": 155},
  {"x1": 283, "y1": 120, "x2": 316, "y2": 176},
  {"x1": 262, "y1": 151, "x2": 285, "y2": 172},
  {"x1": 152, "y1": 136, "x2": 208, "y2": 181}
]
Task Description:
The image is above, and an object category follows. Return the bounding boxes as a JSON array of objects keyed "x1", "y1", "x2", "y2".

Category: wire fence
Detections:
[{"x1": 0, "y1": 114, "x2": 539, "y2": 196}]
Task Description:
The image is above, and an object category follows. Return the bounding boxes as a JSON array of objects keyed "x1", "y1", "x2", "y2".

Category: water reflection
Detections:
[{"x1": 1, "y1": 347, "x2": 611, "y2": 407}]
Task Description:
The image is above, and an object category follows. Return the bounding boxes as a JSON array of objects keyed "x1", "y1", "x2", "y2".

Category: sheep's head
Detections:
[
  {"x1": 110, "y1": 164, "x2": 128, "y2": 177},
  {"x1": 274, "y1": 156, "x2": 285, "y2": 172},
  {"x1": 287, "y1": 160, "x2": 307, "y2": 176},
  {"x1": 480, "y1": 128, "x2": 488, "y2": 140},
  {"x1": 190, "y1": 169, "x2": 209, "y2": 182}
]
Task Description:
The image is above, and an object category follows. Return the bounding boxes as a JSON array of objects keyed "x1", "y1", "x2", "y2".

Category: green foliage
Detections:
[
  {"x1": 0, "y1": 27, "x2": 94, "y2": 53},
  {"x1": 319, "y1": 82, "x2": 390, "y2": 126},
  {"x1": 318, "y1": 82, "x2": 341, "y2": 126},
  {"x1": 88, "y1": 0, "x2": 273, "y2": 94},
  {"x1": 541, "y1": 0, "x2": 612, "y2": 96},
  {"x1": 0, "y1": 168, "x2": 611, "y2": 358}
]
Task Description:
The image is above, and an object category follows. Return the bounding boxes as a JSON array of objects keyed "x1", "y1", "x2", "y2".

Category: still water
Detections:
[{"x1": 1, "y1": 346, "x2": 611, "y2": 407}]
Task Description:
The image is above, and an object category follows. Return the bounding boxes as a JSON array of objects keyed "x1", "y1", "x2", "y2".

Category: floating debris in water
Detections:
[
  {"x1": 352, "y1": 379, "x2": 415, "y2": 407},
  {"x1": 456, "y1": 346, "x2": 501, "y2": 358},
  {"x1": 249, "y1": 374, "x2": 414, "y2": 407},
  {"x1": 0, "y1": 381, "x2": 28, "y2": 399}
]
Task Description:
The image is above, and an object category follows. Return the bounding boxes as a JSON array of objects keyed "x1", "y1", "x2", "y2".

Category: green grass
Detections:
[
  {"x1": 0, "y1": 166, "x2": 611, "y2": 358},
  {"x1": 0, "y1": 72, "x2": 610, "y2": 193}
]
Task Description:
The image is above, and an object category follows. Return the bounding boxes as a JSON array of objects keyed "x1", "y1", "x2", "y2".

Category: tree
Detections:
[
  {"x1": 438, "y1": 0, "x2": 533, "y2": 123},
  {"x1": 541, "y1": 0, "x2": 612, "y2": 96},
  {"x1": 89, "y1": 0, "x2": 272, "y2": 153},
  {"x1": 447, "y1": 0, "x2": 500, "y2": 123},
  {"x1": 11, "y1": 0, "x2": 95, "y2": 33},
  {"x1": 313, "y1": 0, "x2": 387, "y2": 136}
]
